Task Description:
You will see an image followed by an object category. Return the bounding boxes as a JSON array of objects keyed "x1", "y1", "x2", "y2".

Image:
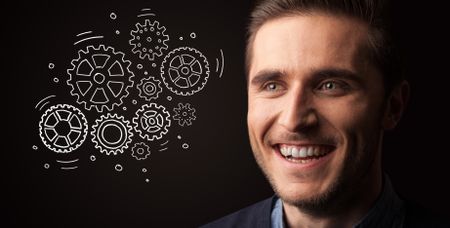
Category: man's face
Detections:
[{"x1": 247, "y1": 14, "x2": 386, "y2": 208}]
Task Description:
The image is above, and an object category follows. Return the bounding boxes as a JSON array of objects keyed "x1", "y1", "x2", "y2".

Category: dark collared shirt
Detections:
[{"x1": 271, "y1": 176, "x2": 405, "y2": 228}]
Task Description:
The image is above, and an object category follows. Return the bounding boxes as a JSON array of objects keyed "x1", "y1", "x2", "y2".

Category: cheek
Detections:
[
  {"x1": 247, "y1": 98, "x2": 279, "y2": 139},
  {"x1": 320, "y1": 96, "x2": 380, "y2": 134}
]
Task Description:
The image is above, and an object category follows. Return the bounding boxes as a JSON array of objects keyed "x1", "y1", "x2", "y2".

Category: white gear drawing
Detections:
[
  {"x1": 160, "y1": 47, "x2": 210, "y2": 96},
  {"x1": 133, "y1": 103, "x2": 171, "y2": 141},
  {"x1": 173, "y1": 103, "x2": 196, "y2": 126},
  {"x1": 91, "y1": 113, "x2": 133, "y2": 155},
  {"x1": 67, "y1": 45, "x2": 134, "y2": 112},
  {"x1": 131, "y1": 142, "x2": 151, "y2": 160},
  {"x1": 137, "y1": 76, "x2": 162, "y2": 101},
  {"x1": 39, "y1": 104, "x2": 88, "y2": 153},
  {"x1": 129, "y1": 19, "x2": 169, "y2": 61}
]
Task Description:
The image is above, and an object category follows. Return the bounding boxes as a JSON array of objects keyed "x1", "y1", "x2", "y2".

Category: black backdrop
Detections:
[{"x1": 9, "y1": 0, "x2": 449, "y2": 227}]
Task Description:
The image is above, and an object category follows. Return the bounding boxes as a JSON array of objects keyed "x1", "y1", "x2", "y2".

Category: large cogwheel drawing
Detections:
[
  {"x1": 160, "y1": 47, "x2": 210, "y2": 96},
  {"x1": 67, "y1": 45, "x2": 134, "y2": 112},
  {"x1": 129, "y1": 19, "x2": 169, "y2": 61},
  {"x1": 173, "y1": 103, "x2": 196, "y2": 126},
  {"x1": 91, "y1": 113, "x2": 133, "y2": 155},
  {"x1": 137, "y1": 76, "x2": 162, "y2": 101},
  {"x1": 39, "y1": 104, "x2": 88, "y2": 153},
  {"x1": 131, "y1": 142, "x2": 151, "y2": 160},
  {"x1": 133, "y1": 103, "x2": 171, "y2": 141}
]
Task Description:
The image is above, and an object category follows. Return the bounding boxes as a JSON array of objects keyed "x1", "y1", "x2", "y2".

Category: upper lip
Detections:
[{"x1": 271, "y1": 142, "x2": 336, "y2": 148}]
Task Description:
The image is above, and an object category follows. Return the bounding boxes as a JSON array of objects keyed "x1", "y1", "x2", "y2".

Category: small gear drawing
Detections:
[
  {"x1": 137, "y1": 76, "x2": 162, "y2": 101},
  {"x1": 131, "y1": 142, "x2": 151, "y2": 160},
  {"x1": 91, "y1": 113, "x2": 133, "y2": 155},
  {"x1": 129, "y1": 19, "x2": 169, "y2": 61},
  {"x1": 160, "y1": 47, "x2": 210, "y2": 96},
  {"x1": 67, "y1": 45, "x2": 134, "y2": 112},
  {"x1": 173, "y1": 103, "x2": 196, "y2": 126},
  {"x1": 133, "y1": 103, "x2": 171, "y2": 141},
  {"x1": 39, "y1": 104, "x2": 88, "y2": 153}
]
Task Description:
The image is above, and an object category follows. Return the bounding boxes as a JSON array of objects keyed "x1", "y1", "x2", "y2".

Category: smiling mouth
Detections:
[{"x1": 276, "y1": 144, "x2": 335, "y2": 164}]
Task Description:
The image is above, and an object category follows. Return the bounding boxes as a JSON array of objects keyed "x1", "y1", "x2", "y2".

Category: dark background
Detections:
[{"x1": 8, "y1": 0, "x2": 449, "y2": 227}]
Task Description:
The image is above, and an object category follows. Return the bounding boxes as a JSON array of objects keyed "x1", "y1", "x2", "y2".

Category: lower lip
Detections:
[{"x1": 273, "y1": 147, "x2": 335, "y2": 171}]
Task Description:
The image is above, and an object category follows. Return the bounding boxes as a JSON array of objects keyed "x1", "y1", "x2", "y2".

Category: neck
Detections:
[{"x1": 283, "y1": 157, "x2": 382, "y2": 228}]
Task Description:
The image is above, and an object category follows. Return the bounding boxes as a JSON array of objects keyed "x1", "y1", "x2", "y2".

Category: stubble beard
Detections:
[{"x1": 250, "y1": 131, "x2": 380, "y2": 217}]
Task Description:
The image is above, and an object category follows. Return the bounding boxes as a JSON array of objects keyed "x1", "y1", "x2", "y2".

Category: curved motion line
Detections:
[
  {"x1": 74, "y1": 36, "x2": 104, "y2": 45},
  {"x1": 56, "y1": 159, "x2": 79, "y2": 164},
  {"x1": 35, "y1": 95, "x2": 56, "y2": 110}
]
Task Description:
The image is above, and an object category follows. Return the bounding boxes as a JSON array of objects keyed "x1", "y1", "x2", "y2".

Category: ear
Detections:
[{"x1": 382, "y1": 80, "x2": 410, "y2": 130}]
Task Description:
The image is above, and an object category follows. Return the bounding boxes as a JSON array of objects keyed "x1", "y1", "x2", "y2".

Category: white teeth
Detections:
[
  {"x1": 279, "y1": 145, "x2": 332, "y2": 159},
  {"x1": 299, "y1": 148, "x2": 307, "y2": 158},
  {"x1": 280, "y1": 147, "x2": 288, "y2": 156},
  {"x1": 307, "y1": 147, "x2": 314, "y2": 156},
  {"x1": 313, "y1": 147, "x2": 320, "y2": 156},
  {"x1": 291, "y1": 147, "x2": 300, "y2": 158}
]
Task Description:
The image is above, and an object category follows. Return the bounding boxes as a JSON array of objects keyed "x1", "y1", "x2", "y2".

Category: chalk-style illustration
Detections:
[
  {"x1": 137, "y1": 76, "x2": 162, "y2": 101},
  {"x1": 160, "y1": 47, "x2": 210, "y2": 96},
  {"x1": 182, "y1": 143, "x2": 189, "y2": 149},
  {"x1": 39, "y1": 104, "x2": 88, "y2": 153},
  {"x1": 137, "y1": 8, "x2": 156, "y2": 18},
  {"x1": 215, "y1": 49, "x2": 225, "y2": 78},
  {"x1": 131, "y1": 142, "x2": 151, "y2": 160},
  {"x1": 67, "y1": 45, "x2": 134, "y2": 112},
  {"x1": 33, "y1": 6, "x2": 224, "y2": 178},
  {"x1": 110, "y1": 12, "x2": 117, "y2": 20},
  {"x1": 129, "y1": 19, "x2": 169, "y2": 61},
  {"x1": 159, "y1": 140, "x2": 169, "y2": 152},
  {"x1": 172, "y1": 103, "x2": 196, "y2": 126},
  {"x1": 57, "y1": 159, "x2": 79, "y2": 170},
  {"x1": 115, "y1": 164, "x2": 123, "y2": 172},
  {"x1": 91, "y1": 113, "x2": 133, "y2": 155},
  {"x1": 74, "y1": 31, "x2": 104, "y2": 46},
  {"x1": 133, "y1": 103, "x2": 171, "y2": 141},
  {"x1": 35, "y1": 95, "x2": 56, "y2": 111}
]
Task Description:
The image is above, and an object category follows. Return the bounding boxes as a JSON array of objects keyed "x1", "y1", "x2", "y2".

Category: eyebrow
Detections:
[
  {"x1": 250, "y1": 70, "x2": 285, "y2": 87},
  {"x1": 312, "y1": 68, "x2": 362, "y2": 84},
  {"x1": 250, "y1": 68, "x2": 363, "y2": 86}
]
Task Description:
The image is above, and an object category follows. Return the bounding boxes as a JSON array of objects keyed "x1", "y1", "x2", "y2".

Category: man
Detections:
[{"x1": 202, "y1": 0, "x2": 448, "y2": 227}]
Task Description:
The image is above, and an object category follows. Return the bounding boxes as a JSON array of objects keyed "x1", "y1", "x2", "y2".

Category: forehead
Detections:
[{"x1": 250, "y1": 13, "x2": 371, "y2": 78}]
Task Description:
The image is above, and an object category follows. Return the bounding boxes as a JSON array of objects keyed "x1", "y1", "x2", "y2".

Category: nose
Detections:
[{"x1": 278, "y1": 88, "x2": 318, "y2": 132}]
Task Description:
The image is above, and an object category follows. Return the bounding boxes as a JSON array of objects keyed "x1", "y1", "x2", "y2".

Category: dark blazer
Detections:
[{"x1": 200, "y1": 196, "x2": 449, "y2": 228}]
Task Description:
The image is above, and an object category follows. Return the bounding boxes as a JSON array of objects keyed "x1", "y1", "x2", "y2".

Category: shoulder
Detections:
[
  {"x1": 403, "y1": 199, "x2": 450, "y2": 228},
  {"x1": 200, "y1": 196, "x2": 276, "y2": 228}
]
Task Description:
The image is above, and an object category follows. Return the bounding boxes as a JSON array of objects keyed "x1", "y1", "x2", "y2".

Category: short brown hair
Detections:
[{"x1": 246, "y1": 0, "x2": 404, "y2": 93}]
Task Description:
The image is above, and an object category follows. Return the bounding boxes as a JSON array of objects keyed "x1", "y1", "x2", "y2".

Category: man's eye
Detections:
[
  {"x1": 318, "y1": 81, "x2": 346, "y2": 91},
  {"x1": 316, "y1": 80, "x2": 351, "y2": 96},
  {"x1": 263, "y1": 82, "x2": 281, "y2": 91}
]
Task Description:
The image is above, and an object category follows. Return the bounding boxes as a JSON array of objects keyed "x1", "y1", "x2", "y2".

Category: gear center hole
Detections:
[
  {"x1": 148, "y1": 118, "x2": 156, "y2": 125},
  {"x1": 55, "y1": 121, "x2": 71, "y2": 136},
  {"x1": 102, "y1": 124, "x2": 123, "y2": 145},
  {"x1": 181, "y1": 67, "x2": 190, "y2": 75},
  {"x1": 94, "y1": 73, "x2": 106, "y2": 84}
]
